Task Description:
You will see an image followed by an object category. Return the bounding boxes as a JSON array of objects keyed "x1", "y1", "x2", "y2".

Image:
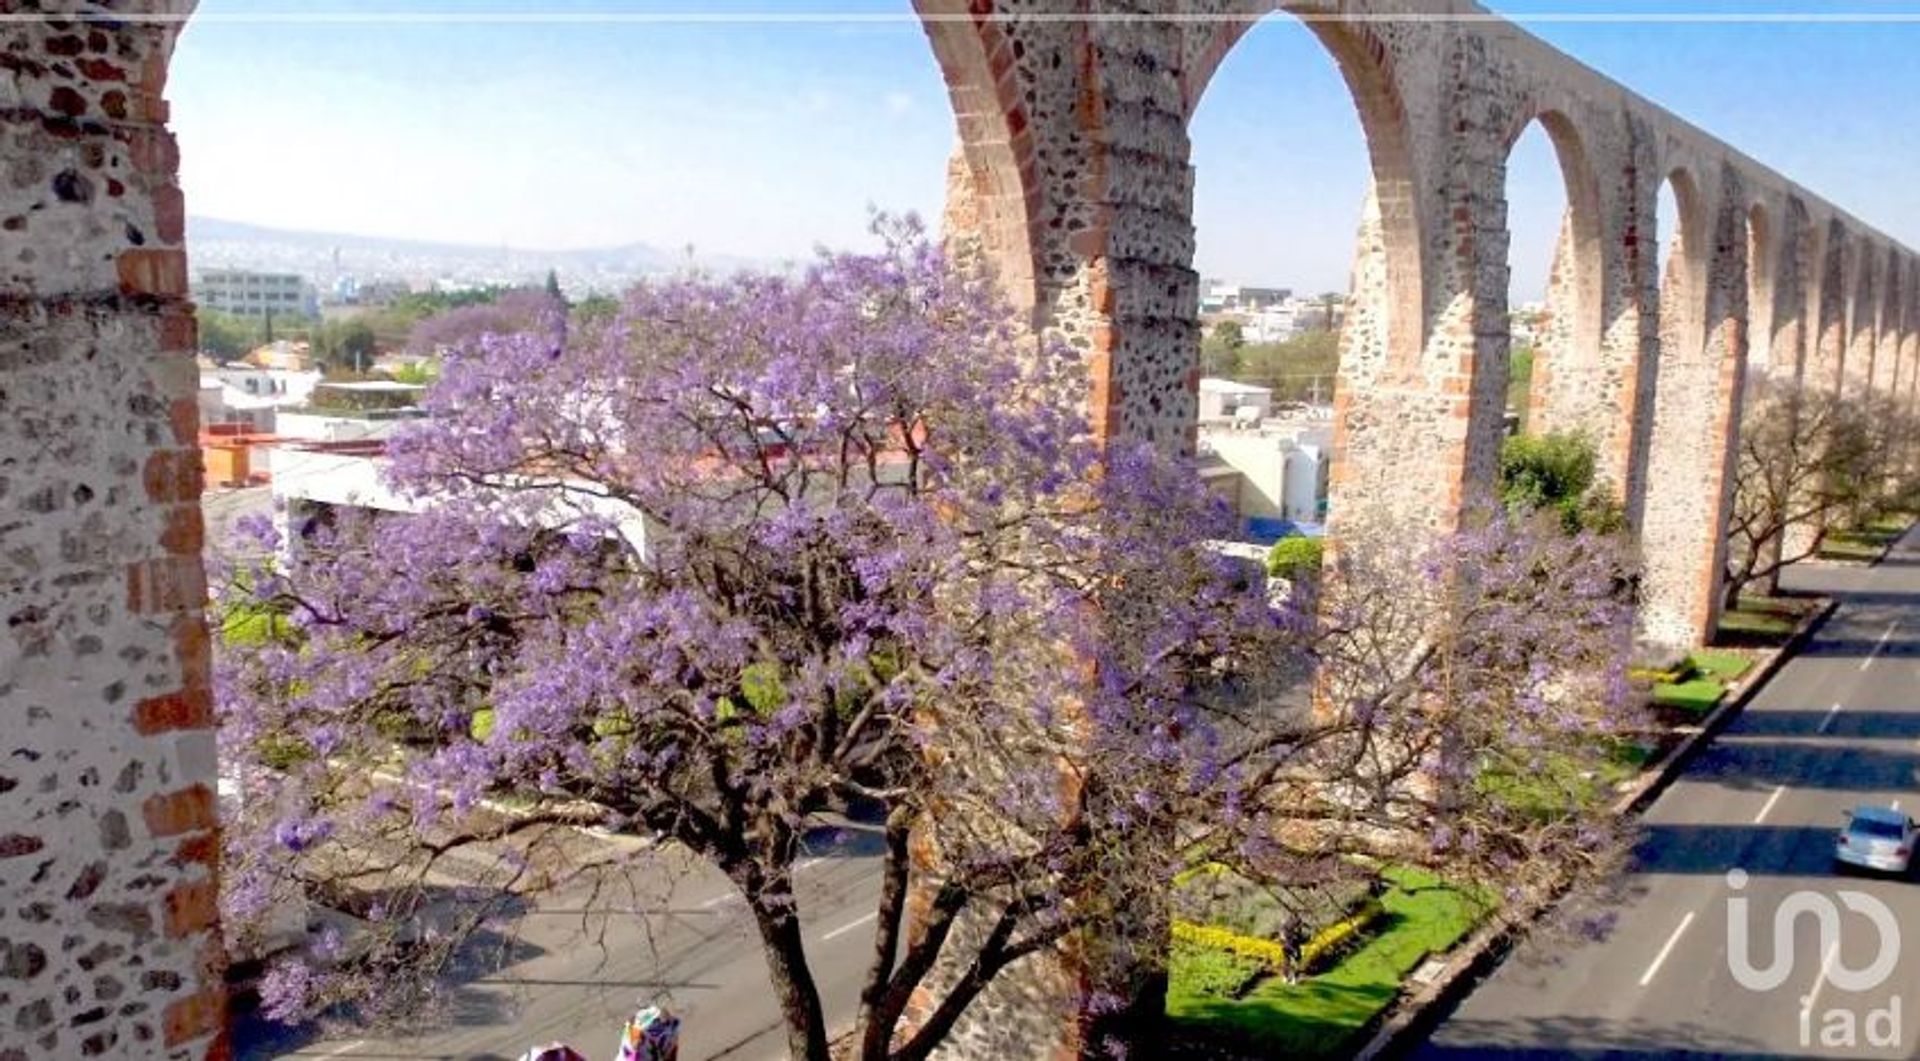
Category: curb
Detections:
[{"x1": 1350, "y1": 594, "x2": 1839, "y2": 1061}]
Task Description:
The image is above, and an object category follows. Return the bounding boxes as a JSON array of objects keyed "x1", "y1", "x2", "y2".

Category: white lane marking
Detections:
[
  {"x1": 1753, "y1": 785, "x2": 1788, "y2": 824},
  {"x1": 1861, "y1": 621, "x2": 1899, "y2": 670},
  {"x1": 311, "y1": 1042, "x2": 365, "y2": 1058},
  {"x1": 1799, "y1": 940, "x2": 1842, "y2": 1019},
  {"x1": 821, "y1": 911, "x2": 877, "y2": 942},
  {"x1": 796, "y1": 857, "x2": 824, "y2": 873},
  {"x1": 1639, "y1": 911, "x2": 1696, "y2": 987},
  {"x1": 1818, "y1": 702, "x2": 1843, "y2": 734},
  {"x1": 701, "y1": 892, "x2": 737, "y2": 909}
]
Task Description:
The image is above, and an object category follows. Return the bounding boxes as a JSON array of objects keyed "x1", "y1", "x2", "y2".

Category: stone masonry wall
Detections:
[
  {"x1": 926, "y1": 0, "x2": 1920, "y2": 669},
  {"x1": 1, "y1": 4, "x2": 222, "y2": 1060},
  {"x1": 914, "y1": 3, "x2": 1920, "y2": 1052}
]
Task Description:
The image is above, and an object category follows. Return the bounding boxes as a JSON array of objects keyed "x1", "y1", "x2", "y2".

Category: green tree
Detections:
[
  {"x1": 312, "y1": 319, "x2": 378, "y2": 374},
  {"x1": 1508, "y1": 346, "x2": 1536, "y2": 431},
  {"x1": 385, "y1": 360, "x2": 439, "y2": 386},
  {"x1": 1498, "y1": 431, "x2": 1624, "y2": 535},
  {"x1": 571, "y1": 294, "x2": 621, "y2": 326},
  {"x1": 545, "y1": 268, "x2": 565, "y2": 305},
  {"x1": 197, "y1": 309, "x2": 261, "y2": 361},
  {"x1": 1234, "y1": 330, "x2": 1339, "y2": 402},
  {"x1": 1201, "y1": 320, "x2": 1246, "y2": 378},
  {"x1": 1265, "y1": 535, "x2": 1325, "y2": 580}
]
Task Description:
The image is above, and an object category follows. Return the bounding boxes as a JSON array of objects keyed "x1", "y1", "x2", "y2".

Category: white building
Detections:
[
  {"x1": 199, "y1": 367, "x2": 324, "y2": 431},
  {"x1": 270, "y1": 443, "x2": 652, "y2": 564},
  {"x1": 1197, "y1": 378, "x2": 1274, "y2": 423},
  {"x1": 1200, "y1": 282, "x2": 1293, "y2": 314},
  {"x1": 273, "y1": 409, "x2": 424, "y2": 445},
  {"x1": 1197, "y1": 416, "x2": 1333, "y2": 534},
  {"x1": 195, "y1": 268, "x2": 316, "y2": 319}
]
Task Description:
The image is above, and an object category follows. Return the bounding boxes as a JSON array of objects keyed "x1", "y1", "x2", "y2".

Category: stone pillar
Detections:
[
  {"x1": 1809, "y1": 222, "x2": 1850, "y2": 398},
  {"x1": 1639, "y1": 169, "x2": 1750, "y2": 655},
  {"x1": 1874, "y1": 253, "x2": 1903, "y2": 395},
  {"x1": 917, "y1": 4, "x2": 1202, "y2": 1056},
  {"x1": 1845, "y1": 241, "x2": 1878, "y2": 398},
  {"x1": 1758, "y1": 200, "x2": 1812, "y2": 592},
  {"x1": 1904, "y1": 280, "x2": 1920, "y2": 410},
  {"x1": 1, "y1": 5, "x2": 224, "y2": 1060}
]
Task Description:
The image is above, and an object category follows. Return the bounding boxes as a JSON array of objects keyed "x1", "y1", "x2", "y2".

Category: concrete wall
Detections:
[{"x1": 1, "y1": 4, "x2": 224, "y2": 1059}]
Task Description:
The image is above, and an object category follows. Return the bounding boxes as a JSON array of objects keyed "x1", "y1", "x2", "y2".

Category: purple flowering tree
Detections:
[
  {"x1": 404, "y1": 286, "x2": 565, "y2": 355},
  {"x1": 216, "y1": 220, "x2": 1639, "y2": 1060}
]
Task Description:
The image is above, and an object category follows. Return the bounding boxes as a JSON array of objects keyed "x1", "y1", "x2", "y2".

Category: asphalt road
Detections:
[
  {"x1": 235, "y1": 826, "x2": 885, "y2": 1061},
  {"x1": 1414, "y1": 526, "x2": 1920, "y2": 1060}
]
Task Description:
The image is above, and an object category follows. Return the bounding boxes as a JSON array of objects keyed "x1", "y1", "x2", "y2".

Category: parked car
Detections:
[{"x1": 1835, "y1": 804, "x2": 1917, "y2": 874}]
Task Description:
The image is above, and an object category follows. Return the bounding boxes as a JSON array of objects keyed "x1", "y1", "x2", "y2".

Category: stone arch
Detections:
[
  {"x1": 916, "y1": 0, "x2": 1042, "y2": 325},
  {"x1": 1656, "y1": 166, "x2": 1709, "y2": 366},
  {"x1": 1504, "y1": 109, "x2": 1606, "y2": 440},
  {"x1": 1182, "y1": 6, "x2": 1426, "y2": 369}
]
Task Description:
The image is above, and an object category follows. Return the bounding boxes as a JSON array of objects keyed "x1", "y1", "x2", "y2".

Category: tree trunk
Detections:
[{"x1": 750, "y1": 878, "x2": 833, "y2": 1061}]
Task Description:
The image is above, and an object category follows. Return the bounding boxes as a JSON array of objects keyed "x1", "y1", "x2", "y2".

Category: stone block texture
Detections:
[{"x1": 1, "y1": 4, "x2": 223, "y2": 1060}]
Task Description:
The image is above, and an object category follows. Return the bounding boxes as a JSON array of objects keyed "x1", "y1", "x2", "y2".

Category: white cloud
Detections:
[{"x1": 883, "y1": 91, "x2": 914, "y2": 117}]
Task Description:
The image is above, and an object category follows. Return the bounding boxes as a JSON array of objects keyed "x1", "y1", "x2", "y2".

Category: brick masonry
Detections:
[
  {"x1": 1, "y1": 3, "x2": 224, "y2": 1060},
  {"x1": 5, "y1": 1, "x2": 1919, "y2": 1059}
]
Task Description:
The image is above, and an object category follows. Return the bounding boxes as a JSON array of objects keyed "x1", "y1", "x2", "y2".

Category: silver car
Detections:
[{"x1": 1835, "y1": 804, "x2": 1918, "y2": 875}]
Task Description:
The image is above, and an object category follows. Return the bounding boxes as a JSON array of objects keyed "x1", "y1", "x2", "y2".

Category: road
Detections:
[
  {"x1": 236, "y1": 826, "x2": 885, "y2": 1061},
  {"x1": 1415, "y1": 525, "x2": 1920, "y2": 1060}
]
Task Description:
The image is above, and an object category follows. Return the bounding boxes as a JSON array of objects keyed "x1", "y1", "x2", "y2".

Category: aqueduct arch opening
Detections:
[
  {"x1": 1504, "y1": 111, "x2": 1601, "y2": 443},
  {"x1": 1183, "y1": 9, "x2": 1421, "y2": 537}
]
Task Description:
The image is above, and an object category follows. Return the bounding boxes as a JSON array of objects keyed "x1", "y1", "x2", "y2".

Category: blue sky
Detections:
[{"x1": 168, "y1": 2, "x2": 1920, "y2": 300}]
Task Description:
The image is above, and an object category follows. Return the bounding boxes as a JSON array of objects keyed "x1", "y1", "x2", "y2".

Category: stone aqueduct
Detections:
[{"x1": 2, "y1": 1, "x2": 1916, "y2": 1056}]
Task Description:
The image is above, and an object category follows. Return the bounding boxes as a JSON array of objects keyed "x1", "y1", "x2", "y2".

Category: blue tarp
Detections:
[{"x1": 1244, "y1": 518, "x2": 1326, "y2": 545}]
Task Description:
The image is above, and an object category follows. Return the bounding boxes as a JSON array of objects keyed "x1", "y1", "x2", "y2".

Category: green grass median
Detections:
[{"x1": 1167, "y1": 867, "x2": 1487, "y2": 1059}]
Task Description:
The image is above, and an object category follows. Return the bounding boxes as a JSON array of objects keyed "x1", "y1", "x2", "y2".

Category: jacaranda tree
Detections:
[{"x1": 217, "y1": 219, "x2": 1639, "y2": 1061}]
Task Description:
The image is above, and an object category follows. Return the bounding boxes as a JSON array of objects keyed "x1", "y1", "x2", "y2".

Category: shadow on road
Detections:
[
  {"x1": 1683, "y1": 738, "x2": 1920, "y2": 795},
  {"x1": 1725, "y1": 710, "x2": 1920, "y2": 740},
  {"x1": 1408, "y1": 1012, "x2": 1790, "y2": 1060},
  {"x1": 1630, "y1": 822, "x2": 1889, "y2": 877}
]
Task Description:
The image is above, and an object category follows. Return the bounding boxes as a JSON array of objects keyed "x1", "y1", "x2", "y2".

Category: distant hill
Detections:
[{"x1": 185, "y1": 216, "x2": 767, "y2": 286}]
